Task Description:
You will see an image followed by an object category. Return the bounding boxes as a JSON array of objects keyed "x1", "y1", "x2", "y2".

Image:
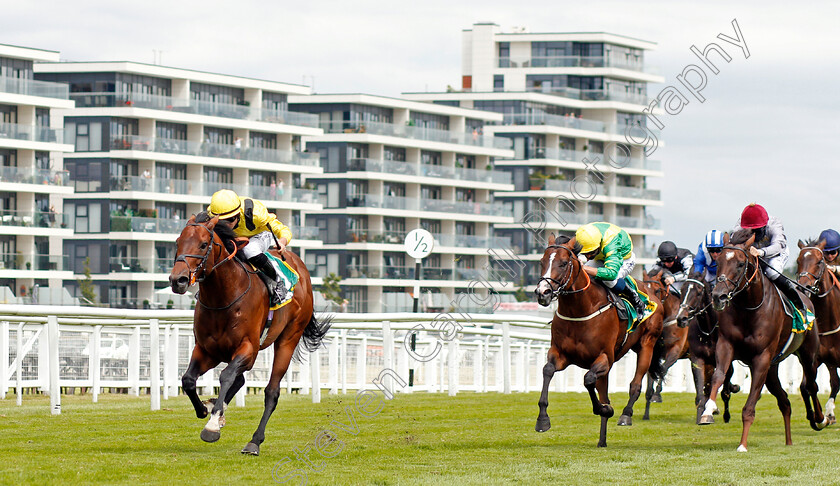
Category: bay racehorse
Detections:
[
  {"x1": 535, "y1": 234, "x2": 665, "y2": 447},
  {"x1": 797, "y1": 238, "x2": 840, "y2": 424},
  {"x1": 169, "y1": 212, "x2": 331, "y2": 455},
  {"x1": 700, "y1": 230, "x2": 827, "y2": 451},
  {"x1": 674, "y1": 270, "x2": 739, "y2": 424},
  {"x1": 641, "y1": 268, "x2": 688, "y2": 421}
]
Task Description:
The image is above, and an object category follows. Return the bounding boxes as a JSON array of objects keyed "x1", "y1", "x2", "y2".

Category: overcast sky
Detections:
[{"x1": 5, "y1": 1, "x2": 839, "y2": 249}]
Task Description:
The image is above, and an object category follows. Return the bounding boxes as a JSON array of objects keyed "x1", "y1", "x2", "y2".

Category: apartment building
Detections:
[
  {"x1": 289, "y1": 94, "x2": 515, "y2": 312},
  {"x1": 34, "y1": 62, "x2": 324, "y2": 308},
  {"x1": 0, "y1": 44, "x2": 75, "y2": 303},
  {"x1": 405, "y1": 23, "x2": 665, "y2": 288}
]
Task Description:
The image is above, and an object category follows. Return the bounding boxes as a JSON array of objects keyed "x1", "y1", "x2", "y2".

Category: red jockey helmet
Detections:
[{"x1": 740, "y1": 203, "x2": 769, "y2": 229}]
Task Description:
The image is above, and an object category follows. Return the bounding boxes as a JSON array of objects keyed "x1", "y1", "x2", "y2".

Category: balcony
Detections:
[
  {"x1": 0, "y1": 122, "x2": 63, "y2": 144},
  {"x1": 110, "y1": 216, "x2": 183, "y2": 234},
  {"x1": 345, "y1": 228, "x2": 510, "y2": 248},
  {"x1": 0, "y1": 253, "x2": 67, "y2": 271},
  {"x1": 109, "y1": 257, "x2": 167, "y2": 274},
  {"x1": 0, "y1": 166, "x2": 70, "y2": 186},
  {"x1": 109, "y1": 175, "x2": 320, "y2": 204},
  {"x1": 289, "y1": 226, "x2": 321, "y2": 240},
  {"x1": 616, "y1": 215, "x2": 661, "y2": 230},
  {"x1": 524, "y1": 86, "x2": 648, "y2": 105},
  {"x1": 0, "y1": 209, "x2": 66, "y2": 229},
  {"x1": 498, "y1": 113, "x2": 606, "y2": 133},
  {"x1": 106, "y1": 135, "x2": 320, "y2": 167},
  {"x1": 0, "y1": 76, "x2": 70, "y2": 99},
  {"x1": 69, "y1": 92, "x2": 320, "y2": 127},
  {"x1": 613, "y1": 186, "x2": 661, "y2": 200},
  {"x1": 498, "y1": 56, "x2": 654, "y2": 74},
  {"x1": 346, "y1": 158, "x2": 511, "y2": 184},
  {"x1": 345, "y1": 194, "x2": 511, "y2": 217},
  {"x1": 319, "y1": 121, "x2": 512, "y2": 149}
]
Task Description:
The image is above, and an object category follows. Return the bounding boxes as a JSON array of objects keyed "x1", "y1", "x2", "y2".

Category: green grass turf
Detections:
[{"x1": 0, "y1": 389, "x2": 837, "y2": 485}]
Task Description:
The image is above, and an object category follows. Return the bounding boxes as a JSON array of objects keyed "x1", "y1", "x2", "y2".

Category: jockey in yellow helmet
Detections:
[
  {"x1": 208, "y1": 189, "x2": 293, "y2": 302},
  {"x1": 575, "y1": 222, "x2": 645, "y2": 318}
]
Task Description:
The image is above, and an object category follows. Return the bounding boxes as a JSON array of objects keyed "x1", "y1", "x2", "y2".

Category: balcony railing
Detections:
[
  {"x1": 0, "y1": 122, "x2": 63, "y2": 144},
  {"x1": 524, "y1": 86, "x2": 648, "y2": 105},
  {"x1": 110, "y1": 216, "x2": 184, "y2": 234},
  {"x1": 346, "y1": 158, "x2": 511, "y2": 184},
  {"x1": 68, "y1": 92, "x2": 319, "y2": 127},
  {"x1": 107, "y1": 135, "x2": 320, "y2": 167},
  {"x1": 345, "y1": 228, "x2": 510, "y2": 248},
  {"x1": 499, "y1": 113, "x2": 606, "y2": 133},
  {"x1": 290, "y1": 226, "x2": 321, "y2": 240},
  {"x1": 109, "y1": 175, "x2": 320, "y2": 204},
  {"x1": 0, "y1": 166, "x2": 70, "y2": 186},
  {"x1": 498, "y1": 56, "x2": 654, "y2": 74},
  {"x1": 109, "y1": 257, "x2": 169, "y2": 274},
  {"x1": 0, "y1": 76, "x2": 70, "y2": 99},
  {"x1": 346, "y1": 194, "x2": 511, "y2": 217},
  {"x1": 0, "y1": 253, "x2": 67, "y2": 271},
  {"x1": 613, "y1": 186, "x2": 661, "y2": 200},
  {"x1": 616, "y1": 215, "x2": 661, "y2": 229},
  {"x1": 319, "y1": 121, "x2": 512, "y2": 149},
  {"x1": 0, "y1": 209, "x2": 66, "y2": 228}
]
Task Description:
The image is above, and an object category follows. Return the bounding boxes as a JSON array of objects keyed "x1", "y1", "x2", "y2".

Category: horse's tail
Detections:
[
  {"x1": 292, "y1": 312, "x2": 334, "y2": 362},
  {"x1": 647, "y1": 334, "x2": 668, "y2": 382}
]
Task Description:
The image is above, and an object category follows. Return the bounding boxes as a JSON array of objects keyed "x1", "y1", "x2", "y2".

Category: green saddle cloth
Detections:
[
  {"x1": 786, "y1": 300, "x2": 815, "y2": 334},
  {"x1": 265, "y1": 252, "x2": 299, "y2": 309}
]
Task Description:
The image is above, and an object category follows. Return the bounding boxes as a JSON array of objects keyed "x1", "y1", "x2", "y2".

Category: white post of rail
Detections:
[
  {"x1": 340, "y1": 330, "x2": 347, "y2": 394},
  {"x1": 357, "y1": 335, "x2": 367, "y2": 389},
  {"x1": 328, "y1": 337, "x2": 338, "y2": 395},
  {"x1": 0, "y1": 321, "x2": 8, "y2": 399},
  {"x1": 92, "y1": 325, "x2": 101, "y2": 403},
  {"x1": 235, "y1": 373, "x2": 246, "y2": 407},
  {"x1": 310, "y1": 347, "x2": 321, "y2": 404},
  {"x1": 382, "y1": 321, "x2": 394, "y2": 397},
  {"x1": 16, "y1": 322, "x2": 23, "y2": 406},
  {"x1": 162, "y1": 324, "x2": 170, "y2": 400},
  {"x1": 398, "y1": 334, "x2": 411, "y2": 394},
  {"x1": 47, "y1": 315, "x2": 60, "y2": 415},
  {"x1": 502, "y1": 322, "x2": 511, "y2": 394},
  {"x1": 473, "y1": 341, "x2": 482, "y2": 393},
  {"x1": 447, "y1": 338, "x2": 458, "y2": 397},
  {"x1": 150, "y1": 319, "x2": 160, "y2": 411},
  {"x1": 129, "y1": 326, "x2": 140, "y2": 396},
  {"x1": 170, "y1": 325, "x2": 181, "y2": 396}
]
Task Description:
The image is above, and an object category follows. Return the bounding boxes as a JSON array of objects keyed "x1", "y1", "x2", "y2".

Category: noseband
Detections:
[
  {"x1": 174, "y1": 222, "x2": 238, "y2": 286},
  {"x1": 538, "y1": 245, "x2": 590, "y2": 299}
]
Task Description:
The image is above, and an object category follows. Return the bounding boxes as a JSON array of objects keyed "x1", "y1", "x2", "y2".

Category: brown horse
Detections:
[
  {"x1": 797, "y1": 238, "x2": 840, "y2": 424},
  {"x1": 674, "y1": 271, "x2": 739, "y2": 424},
  {"x1": 535, "y1": 234, "x2": 665, "y2": 447},
  {"x1": 169, "y1": 212, "x2": 331, "y2": 455},
  {"x1": 701, "y1": 230, "x2": 826, "y2": 451},
  {"x1": 641, "y1": 268, "x2": 689, "y2": 420}
]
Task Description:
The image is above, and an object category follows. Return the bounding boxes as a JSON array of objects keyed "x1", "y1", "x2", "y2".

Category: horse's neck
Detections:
[
  {"x1": 200, "y1": 244, "x2": 249, "y2": 297},
  {"x1": 735, "y1": 265, "x2": 768, "y2": 309},
  {"x1": 815, "y1": 273, "x2": 840, "y2": 318},
  {"x1": 559, "y1": 271, "x2": 607, "y2": 311}
]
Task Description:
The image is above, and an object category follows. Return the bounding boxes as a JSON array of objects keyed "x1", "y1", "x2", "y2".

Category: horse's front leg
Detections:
[
  {"x1": 826, "y1": 365, "x2": 839, "y2": 424},
  {"x1": 182, "y1": 345, "x2": 220, "y2": 419},
  {"x1": 201, "y1": 347, "x2": 255, "y2": 443},
  {"x1": 642, "y1": 373, "x2": 655, "y2": 420},
  {"x1": 797, "y1": 332, "x2": 828, "y2": 430},
  {"x1": 242, "y1": 338, "x2": 297, "y2": 456},
  {"x1": 536, "y1": 348, "x2": 567, "y2": 432},
  {"x1": 689, "y1": 356, "x2": 706, "y2": 424},
  {"x1": 618, "y1": 335, "x2": 657, "y2": 426},
  {"x1": 736, "y1": 352, "x2": 772, "y2": 452},
  {"x1": 700, "y1": 338, "x2": 734, "y2": 425}
]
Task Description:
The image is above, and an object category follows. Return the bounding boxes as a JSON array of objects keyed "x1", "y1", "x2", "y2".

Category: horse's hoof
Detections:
[
  {"x1": 698, "y1": 414, "x2": 715, "y2": 425},
  {"x1": 736, "y1": 444, "x2": 748, "y2": 452},
  {"x1": 535, "y1": 417, "x2": 551, "y2": 432},
  {"x1": 617, "y1": 415, "x2": 632, "y2": 426},
  {"x1": 730, "y1": 385, "x2": 741, "y2": 394},
  {"x1": 241, "y1": 442, "x2": 260, "y2": 455},
  {"x1": 723, "y1": 411, "x2": 731, "y2": 423},
  {"x1": 650, "y1": 394, "x2": 662, "y2": 403},
  {"x1": 642, "y1": 414, "x2": 650, "y2": 421},
  {"x1": 597, "y1": 441, "x2": 607, "y2": 448},
  {"x1": 200, "y1": 428, "x2": 221, "y2": 443}
]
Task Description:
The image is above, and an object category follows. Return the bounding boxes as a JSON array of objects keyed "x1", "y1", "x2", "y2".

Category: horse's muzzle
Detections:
[
  {"x1": 712, "y1": 293, "x2": 728, "y2": 311},
  {"x1": 676, "y1": 316, "x2": 689, "y2": 328},
  {"x1": 535, "y1": 287, "x2": 552, "y2": 307},
  {"x1": 170, "y1": 274, "x2": 189, "y2": 294}
]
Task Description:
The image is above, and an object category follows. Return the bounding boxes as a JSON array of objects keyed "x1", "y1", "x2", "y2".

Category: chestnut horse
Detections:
[
  {"x1": 169, "y1": 212, "x2": 330, "y2": 455},
  {"x1": 535, "y1": 234, "x2": 665, "y2": 447},
  {"x1": 701, "y1": 230, "x2": 827, "y2": 452},
  {"x1": 797, "y1": 238, "x2": 840, "y2": 424},
  {"x1": 641, "y1": 269, "x2": 689, "y2": 421},
  {"x1": 674, "y1": 271, "x2": 739, "y2": 424}
]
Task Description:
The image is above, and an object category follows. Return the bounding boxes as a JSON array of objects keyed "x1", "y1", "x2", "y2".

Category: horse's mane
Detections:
[
  {"x1": 730, "y1": 228, "x2": 753, "y2": 245},
  {"x1": 647, "y1": 266, "x2": 662, "y2": 278},
  {"x1": 803, "y1": 236, "x2": 822, "y2": 247},
  {"x1": 553, "y1": 235, "x2": 582, "y2": 254},
  {"x1": 194, "y1": 211, "x2": 237, "y2": 253}
]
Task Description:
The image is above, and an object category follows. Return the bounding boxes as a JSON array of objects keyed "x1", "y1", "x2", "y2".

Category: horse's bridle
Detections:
[
  {"x1": 538, "y1": 245, "x2": 590, "y2": 299},
  {"x1": 714, "y1": 245, "x2": 763, "y2": 310},
  {"x1": 173, "y1": 222, "x2": 236, "y2": 286},
  {"x1": 678, "y1": 278, "x2": 716, "y2": 334},
  {"x1": 798, "y1": 246, "x2": 833, "y2": 297}
]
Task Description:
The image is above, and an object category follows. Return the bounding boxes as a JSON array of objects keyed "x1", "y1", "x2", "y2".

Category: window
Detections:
[
  {"x1": 383, "y1": 182, "x2": 405, "y2": 197},
  {"x1": 262, "y1": 92, "x2": 288, "y2": 112},
  {"x1": 155, "y1": 202, "x2": 186, "y2": 220},
  {"x1": 156, "y1": 122, "x2": 186, "y2": 140},
  {"x1": 410, "y1": 112, "x2": 449, "y2": 131},
  {"x1": 493, "y1": 75, "x2": 504, "y2": 92},
  {"x1": 421, "y1": 219, "x2": 441, "y2": 234},
  {"x1": 498, "y1": 42, "x2": 510, "y2": 67},
  {"x1": 456, "y1": 222, "x2": 475, "y2": 235},
  {"x1": 384, "y1": 146, "x2": 405, "y2": 161},
  {"x1": 0, "y1": 104, "x2": 18, "y2": 124},
  {"x1": 0, "y1": 149, "x2": 16, "y2": 167},
  {"x1": 190, "y1": 82, "x2": 244, "y2": 105},
  {"x1": 250, "y1": 131, "x2": 277, "y2": 149},
  {"x1": 421, "y1": 150, "x2": 441, "y2": 165},
  {"x1": 421, "y1": 185, "x2": 441, "y2": 200}
]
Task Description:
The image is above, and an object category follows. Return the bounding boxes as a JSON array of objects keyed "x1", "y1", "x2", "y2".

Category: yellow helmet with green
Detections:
[
  {"x1": 575, "y1": 223, "x2": 604, "y2": 254},
  {"x1": 207, "y1": 189, "x2": 241, "y2": 219}
]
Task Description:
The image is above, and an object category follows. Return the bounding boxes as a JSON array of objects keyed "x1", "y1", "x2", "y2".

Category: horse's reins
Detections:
[
  {"x1": 175, "y1": 221, "x2": 252, "y2": 310},
  {"x1": 678, "y1": 278, "x2": 717, "y2": 336},
  {"x1": 539, "y1": 245, "x2": 591, "y2": 299},
  {"x1": 715, "y1": 245, "x2": 764, "y2": 310}
]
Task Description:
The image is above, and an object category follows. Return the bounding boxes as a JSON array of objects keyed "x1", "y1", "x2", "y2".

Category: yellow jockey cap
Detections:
[
  {"x1": 207, "y1": 189, "x2": 241, "y2": 219},
  {"x1": 575, "y1": 224, "x2": 603, "y2": 254}
]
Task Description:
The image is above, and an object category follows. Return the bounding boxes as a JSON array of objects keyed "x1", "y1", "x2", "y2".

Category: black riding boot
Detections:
[
  {"x1": 249, "y1": 253, "x2": 279, "y2": 302},
  {"x1": 619, "y1": 286, "x2": 646, "y2": 320},
  {"x1": 775, "y1": 277, "x2": 806, "y2": 314}
]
